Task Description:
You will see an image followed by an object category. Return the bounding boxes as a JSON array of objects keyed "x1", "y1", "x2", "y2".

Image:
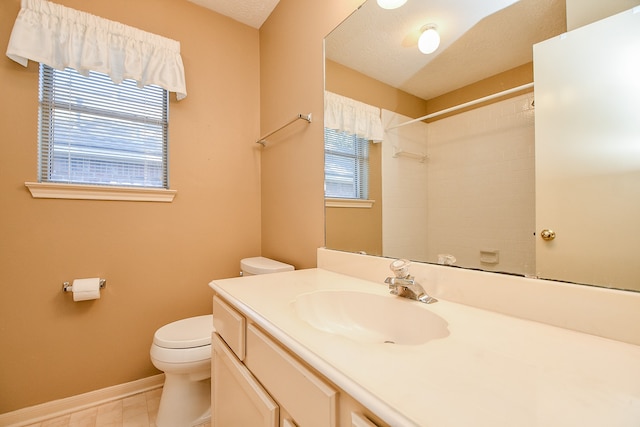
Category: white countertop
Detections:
[{"x1": 209, "y1": 268, "x2": 640, "y2": 427}]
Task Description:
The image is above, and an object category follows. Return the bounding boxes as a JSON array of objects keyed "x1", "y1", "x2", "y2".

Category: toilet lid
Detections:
[
  {"x1": 241, "y1": 257, "x2": 294, "y2": 275},
  {"x1": 153, "y1": 314, "x2": 214, "y2": 349}
]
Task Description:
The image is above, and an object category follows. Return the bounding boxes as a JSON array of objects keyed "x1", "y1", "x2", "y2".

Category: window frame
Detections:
[
  {"x1": 324, "y1": 128, "x2": 371, "y2": 201},
  {"x1": 27, "y1": 64, "x2": 176, "y2": 202}
]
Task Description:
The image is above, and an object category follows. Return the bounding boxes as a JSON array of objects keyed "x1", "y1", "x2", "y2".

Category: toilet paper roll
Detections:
[{"x1": 72, "y1": 278, "x2": 101, "y2": 302}]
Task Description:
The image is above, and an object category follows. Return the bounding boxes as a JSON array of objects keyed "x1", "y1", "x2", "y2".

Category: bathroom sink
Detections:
[{"x1": 292, "y1": 290, "x2": 449, "y2": 345}]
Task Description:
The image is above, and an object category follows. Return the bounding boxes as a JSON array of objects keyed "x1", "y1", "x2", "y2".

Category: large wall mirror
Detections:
[{"x1": 324, "y1": 0, "x2": 640, "y2": 292}]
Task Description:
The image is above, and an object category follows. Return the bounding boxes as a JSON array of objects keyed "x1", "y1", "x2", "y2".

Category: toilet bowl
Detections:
[
  {"x1": 150, "y1": 314, "x2": 214, "y2": 427},
  {"x1": 151, "y1": 258, "x2": 294, "y2": 426}
]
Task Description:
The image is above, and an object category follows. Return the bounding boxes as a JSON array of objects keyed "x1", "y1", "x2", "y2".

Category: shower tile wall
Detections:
[
  {"x1": 381, "y1": 109, "x2": 429, "y2": 261},
  {"x1": 427, "y1": 93, "x2": 535, "y2": 275},
  {"x1": 382, "y1": 93, "x2": 535, "y2": 276}
]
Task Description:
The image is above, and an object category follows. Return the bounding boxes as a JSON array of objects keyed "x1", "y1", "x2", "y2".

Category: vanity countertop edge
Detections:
[{"x1": 209, "y1": 268, "x2": 640, "y2": 427}]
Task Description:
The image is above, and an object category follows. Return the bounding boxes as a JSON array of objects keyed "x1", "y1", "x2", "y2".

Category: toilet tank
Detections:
[{"x1": 241, "y1": 257, "x2": 294, "y2": 276}]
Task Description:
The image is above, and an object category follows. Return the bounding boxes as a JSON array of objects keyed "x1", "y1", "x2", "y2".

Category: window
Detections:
[
  {"x1": 38, "y1": 64, "x2": 169, "y2": 189},
  {"x1": 324, "y1": 128, "x2": 369, "y2": 199}
]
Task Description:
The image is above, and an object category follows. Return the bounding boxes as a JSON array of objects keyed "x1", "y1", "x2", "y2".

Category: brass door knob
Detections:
[{"x1": 540, "y1": 229, "x2": 556, "y2": 241}]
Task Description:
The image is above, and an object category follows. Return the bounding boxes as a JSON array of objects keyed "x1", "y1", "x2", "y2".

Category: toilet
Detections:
[
  {"x1": 150, "y1": 257, "x2": 293, "y2": 427},
  {"x1": 150, "y1": 314, "x2": 213, "y2": 427}
]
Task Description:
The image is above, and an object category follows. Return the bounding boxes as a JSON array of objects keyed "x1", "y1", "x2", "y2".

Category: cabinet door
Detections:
[{"x1": 212, "y1": 333, "x2": 278, "y2": 427}]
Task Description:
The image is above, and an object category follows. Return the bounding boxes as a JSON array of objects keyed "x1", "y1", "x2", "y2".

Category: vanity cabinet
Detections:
[
  {"x1": 212, "y1": 294, "x2": 389, "y2": 427},
  {"x1": 212, "y1": 333, "x2": 278, "y2": 426}
]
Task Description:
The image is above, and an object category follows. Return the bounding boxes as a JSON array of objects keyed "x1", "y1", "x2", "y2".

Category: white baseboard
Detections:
[{"x1": 0, "y1": 374, "x2": 165, "y2": 427}]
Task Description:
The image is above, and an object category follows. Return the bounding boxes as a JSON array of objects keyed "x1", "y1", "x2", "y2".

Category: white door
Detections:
[{"x1": 533, "y1": 8, "x2": 640, "y2": 290}]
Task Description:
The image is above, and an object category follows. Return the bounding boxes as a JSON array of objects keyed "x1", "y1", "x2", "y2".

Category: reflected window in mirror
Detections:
[
  {"x1": 323, "y1": 91, "x2": 383, "y2": 201},
  {"x1": 324, "y1": 129, "x2": 369, "y2": 199}
]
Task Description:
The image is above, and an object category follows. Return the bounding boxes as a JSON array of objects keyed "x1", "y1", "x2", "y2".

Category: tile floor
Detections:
[{"x1": 22, "y1": 388, "x2": 211, "y2": 427}]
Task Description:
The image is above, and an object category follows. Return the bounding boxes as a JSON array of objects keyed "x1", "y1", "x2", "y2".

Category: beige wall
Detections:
[
  {"x1": 566, "y1": 0, "x2": 640, "y2": 30},
  {"x1": 258, "y1": 0, "x2": 364, "y2": 269},
  {"x1": 426, "y1": 62, "x2": 534, "y2": 121},
  {"x1": 325, "y1": 60, "x2": 430, "y2": 120},
  {"x1": 0, "y1": 0, "x2": 261, "y2": 413}
]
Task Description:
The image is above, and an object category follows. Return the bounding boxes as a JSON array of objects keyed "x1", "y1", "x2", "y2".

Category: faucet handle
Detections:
[{"x1": 390, "y1": 258, "x2": 411, "y2": 278}]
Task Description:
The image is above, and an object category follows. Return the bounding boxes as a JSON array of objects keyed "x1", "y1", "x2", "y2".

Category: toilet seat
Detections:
[{"x1": 153, "y1": 314, "x2": 214, "y2": 349}]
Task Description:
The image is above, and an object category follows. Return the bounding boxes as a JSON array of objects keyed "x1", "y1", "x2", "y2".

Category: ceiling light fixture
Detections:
[
  {"x1": 376, "y1": 0, "x2": 407, "y2": 10},
  {"x1": 418, "y1": 24, "x2": 440, "y2": 54}
]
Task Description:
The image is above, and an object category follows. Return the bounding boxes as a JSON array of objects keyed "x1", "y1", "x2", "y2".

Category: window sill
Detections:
[
  {"x1": 25, "y1": 182, "x2": 176, "y2": 202},
  {"x1": 325, "y1": 198, "x2": 374, "y2": 208}
]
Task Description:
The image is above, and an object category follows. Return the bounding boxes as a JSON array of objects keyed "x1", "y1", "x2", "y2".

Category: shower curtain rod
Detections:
[
  {"x1": 385, "y1": 82, "x2": 534, "y2": 131},
  {"x1": 256, "y1": 113, "x2": 312, "y2": 146}
]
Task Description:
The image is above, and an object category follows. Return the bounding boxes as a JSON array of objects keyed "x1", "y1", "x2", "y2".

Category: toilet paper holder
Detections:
[{"x1": 62, "y1": 279, "x2": 106, "y2": 292}]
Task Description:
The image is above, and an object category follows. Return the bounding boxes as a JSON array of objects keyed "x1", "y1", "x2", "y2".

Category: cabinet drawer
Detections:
[
  {"x1": 245, "y1": 323, "x2": 338, "y2": 427},
  {"x1": 212, "y1": 333, "x2": 278, "y2": 427},
  {"x1": 212, "y1": 295, "x2": 245, "y2": 360}
]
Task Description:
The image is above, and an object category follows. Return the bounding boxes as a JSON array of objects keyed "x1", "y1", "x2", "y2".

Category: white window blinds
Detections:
[
  {"x1": 6, "y1": 0, "x2": 186, "y2": 99},
  {"x1": 324, "y1": 128, "x2": 369, "y2": 199},
  {"x1": 39, "y1": 64, "x2": 168, "y2": 188}
]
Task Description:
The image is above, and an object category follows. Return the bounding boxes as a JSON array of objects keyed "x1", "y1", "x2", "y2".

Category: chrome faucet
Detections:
[{"x1": 384, "y1": 259, "x2": 437, "y2": 304}]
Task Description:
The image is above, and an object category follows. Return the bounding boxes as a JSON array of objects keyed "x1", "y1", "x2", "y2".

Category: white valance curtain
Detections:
[
  {"x1": 6, "y1": 0, "x2": 187, "y2": 100},
  {"x1": 324, "y1": 91, "x2": 384, "y2": 142}
]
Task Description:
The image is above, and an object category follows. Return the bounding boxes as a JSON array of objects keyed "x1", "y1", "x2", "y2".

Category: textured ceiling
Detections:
[
  {"x1": 187, "y1": 0, "x2": 280, "y2": 28},
  {"x1": 189, "y1": 0, "x2": 567, "y2": 100},
  {"x1": 326, "y1": 0, "x2": 567, "y2": 100}
]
